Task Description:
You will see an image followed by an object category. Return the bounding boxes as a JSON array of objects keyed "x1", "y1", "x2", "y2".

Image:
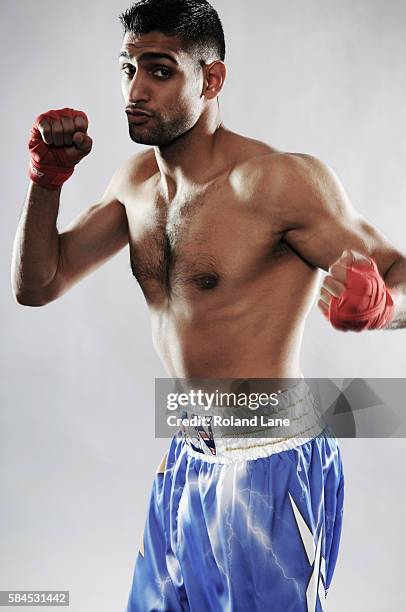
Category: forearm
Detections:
[
  {"x1": 384, "y1": 256, "x2": 406, "y2": 329},
  {"x1": 11, "y1": 182, "x2": 62, "y2": 304}
]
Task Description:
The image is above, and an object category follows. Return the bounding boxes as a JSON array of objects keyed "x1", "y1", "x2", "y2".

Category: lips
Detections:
[
  {"x1": 127, "y1": 115, "x2": 151, "y2": 126},
  {"x1": 125, "y1": 108, "x2": 152, "y2": 117},
  {"x1": 125, "y1": 109, "x2": 153, "y2": 125}
]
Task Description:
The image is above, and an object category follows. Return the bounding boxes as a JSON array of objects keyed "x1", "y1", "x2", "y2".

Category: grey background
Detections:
[{"x1": 1, "y1": 0, "x2": 405, "y2": 610}]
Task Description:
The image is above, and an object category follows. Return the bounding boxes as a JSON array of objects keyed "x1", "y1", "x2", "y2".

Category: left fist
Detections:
[
  {"x1": 317, "y1": 249, "x2": 394, "y2": 331},
  {"x1": 317, "y1": 249, "x2": 366, "y2": 319}
]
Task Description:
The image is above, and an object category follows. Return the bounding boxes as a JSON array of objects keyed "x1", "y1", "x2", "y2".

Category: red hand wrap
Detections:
[
  {"x1": 28, "y1": 108, "x2": 87, "y2": 190},
  {"x1": 329, "y1": 258, "x2": 394, "y2": 331}
]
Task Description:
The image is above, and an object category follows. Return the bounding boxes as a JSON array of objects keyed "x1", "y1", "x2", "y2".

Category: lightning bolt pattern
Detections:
[{"x1": 125, "y1": 431, "x2": 344, "y2": 612}]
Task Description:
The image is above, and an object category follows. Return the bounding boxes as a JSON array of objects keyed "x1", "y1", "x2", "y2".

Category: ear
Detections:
[{"x1": 202, "y1": 61, "x2": 227, "y2": 99}]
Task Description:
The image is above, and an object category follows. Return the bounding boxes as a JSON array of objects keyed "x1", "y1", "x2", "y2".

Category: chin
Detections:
[
  {"x1": 129, "y1": 134, "x2": 155, "y2": 145},
  {"x1": 128, "y1": 128, "x2": 176, "y2": 147}
]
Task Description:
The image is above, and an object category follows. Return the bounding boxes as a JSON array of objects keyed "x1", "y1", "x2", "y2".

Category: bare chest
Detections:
[{"x1": 126, "y1": 181, "x2": 283, "y2": 302}]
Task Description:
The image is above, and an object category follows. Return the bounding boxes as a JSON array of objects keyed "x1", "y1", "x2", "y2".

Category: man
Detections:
[{"x1": 11, "y1": 0, "x2": 406, "y2": 610}]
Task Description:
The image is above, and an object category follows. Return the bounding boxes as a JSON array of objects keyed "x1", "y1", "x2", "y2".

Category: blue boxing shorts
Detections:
[{"x1": 125, "y1": 381, "x2": 344, "y2": 611}]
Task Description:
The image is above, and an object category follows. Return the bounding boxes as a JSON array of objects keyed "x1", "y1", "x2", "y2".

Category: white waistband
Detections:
[{"x1": 179, "y1": 379, "x2": 327, "y2": 462}]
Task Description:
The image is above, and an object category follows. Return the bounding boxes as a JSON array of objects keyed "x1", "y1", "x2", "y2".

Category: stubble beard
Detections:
[{"x1": 128, "y1": 112, "x2": 196, "y2": 147}]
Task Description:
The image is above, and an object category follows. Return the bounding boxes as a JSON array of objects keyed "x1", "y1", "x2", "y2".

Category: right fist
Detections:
[{"x1": 28, "y1": 108, "x2": 93, "y2": 190}]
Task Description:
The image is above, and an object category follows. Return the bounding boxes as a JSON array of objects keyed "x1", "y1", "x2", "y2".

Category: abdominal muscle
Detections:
[
  {"x1": 150, "y1": 266, "x2": 319, "y2": 379},
  {"x1": 153, "y1": 314, "x2": 304, "y2": 379}
]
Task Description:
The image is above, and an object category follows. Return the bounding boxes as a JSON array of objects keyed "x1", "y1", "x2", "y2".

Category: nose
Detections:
[{"x1": 126, "y1": 71, "x2": 150, "y2": 104}]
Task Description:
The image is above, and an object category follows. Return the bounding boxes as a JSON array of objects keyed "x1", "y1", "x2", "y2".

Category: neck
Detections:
[{"x1": 154, "y1": 105, "x2": 224, "y2": 200}]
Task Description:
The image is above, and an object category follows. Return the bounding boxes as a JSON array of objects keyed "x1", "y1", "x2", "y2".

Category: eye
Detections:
[
  {"x1": 121, "y1": 63, "x2": 135, "y2": 77},
  {"x1": 152, "y1": 67, "x2": 172, "y2": 79},
  {"x1": 195, "y1": 274, "x2": 219, "y2": 290}
]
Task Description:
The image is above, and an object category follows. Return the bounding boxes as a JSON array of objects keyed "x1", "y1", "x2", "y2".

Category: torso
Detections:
[{"x1": 121, "y1": 130, "x2": 320, "y2": 378}]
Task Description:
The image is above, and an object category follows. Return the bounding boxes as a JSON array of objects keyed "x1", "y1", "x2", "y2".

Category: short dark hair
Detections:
[{"x1": 119, "y1": 0, "x2": 225, "y2": 62}]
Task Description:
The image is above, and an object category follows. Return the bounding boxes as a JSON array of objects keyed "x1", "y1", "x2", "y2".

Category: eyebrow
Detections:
[{"x1": 118, "y1": 51, "x2": 178, "y2": 65}]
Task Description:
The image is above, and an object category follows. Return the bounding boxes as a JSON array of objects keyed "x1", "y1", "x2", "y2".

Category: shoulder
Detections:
[
  {"x1": 102, "y1": 149, "x2": 158, "y2": 204},
  {"x1": 232, "y1": 149, "x2": 351, "y2": 222},
  {"x1": 271, "y1": 153, "x2": 352, "y2": 228},
  {"x1": 266, "y1": 152, "x2": 347, "y2": 210},
  {"x1": 232, "y1": 150, "x2": 336, "y2": 195},
  {"x1": 269, "y1": 152, "x2": 343, "y2": 200}
]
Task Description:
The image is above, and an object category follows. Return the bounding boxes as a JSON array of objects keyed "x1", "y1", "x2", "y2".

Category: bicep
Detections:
[
  {"x1": 41, "y1": 196, "x2": 129, "y2": 302},
  {"x1": 280, "y1": 155, "x2": 401, "y2": 274},
  {"x1": 59, "y1": 199, "x2": 129, "y2": 286}
]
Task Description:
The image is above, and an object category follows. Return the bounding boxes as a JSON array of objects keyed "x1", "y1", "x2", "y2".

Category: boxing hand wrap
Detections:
[
  {"x1": 28, "y1": 108, "x2": 87, "y2": 190},
  {"x1": 329, "y1": 258, "x2": 394, "y2": 331}
]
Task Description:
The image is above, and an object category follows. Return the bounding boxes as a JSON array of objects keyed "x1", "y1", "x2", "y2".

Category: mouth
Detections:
[
  {"x1": 125, "y1": 109, "x2": 153, "y2": 125},
  {"x1": 125, "y1": 108, "x2": 153, "y2": 117}
]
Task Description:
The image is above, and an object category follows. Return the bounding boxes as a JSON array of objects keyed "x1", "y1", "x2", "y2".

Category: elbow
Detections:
[
  {"x1": 11, "y1": 283, "x2": 52, "y2": 307},
  {"x1": 11, "y1": 266, "x2": 65, "y2": 306},
  {"x1": 13, "y1": 291, "x2": 49, "y2": 307},
  {"x1": 11, "y1": 269, "x2": 67, "y2": 307}
]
